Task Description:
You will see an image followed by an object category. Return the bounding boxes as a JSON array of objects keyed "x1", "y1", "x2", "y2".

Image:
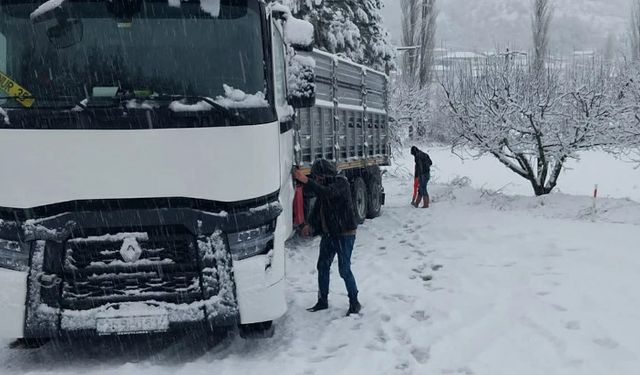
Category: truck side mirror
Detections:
[{"x1": 47, "y1": 18, "x2": 83, "y2": 49}]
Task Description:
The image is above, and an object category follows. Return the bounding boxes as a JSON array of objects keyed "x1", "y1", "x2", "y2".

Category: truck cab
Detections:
[{"x1": 0, "y1": 0, "x2": 313, "y2": 340}]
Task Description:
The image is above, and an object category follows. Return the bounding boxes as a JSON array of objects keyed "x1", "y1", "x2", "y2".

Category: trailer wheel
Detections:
[
  {"x1": 366, "y1": 172, "x2": 382, "y2": 219},
  {"x1": 352, "y1": 177, "x2": 368, "y2": 224}
]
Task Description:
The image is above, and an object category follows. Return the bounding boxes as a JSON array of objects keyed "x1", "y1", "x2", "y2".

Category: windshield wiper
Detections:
[
  {"x1": 125, "y1": 93, "x2": 245, "y2": 123},
  {"x1": 141, "y1": 94, "x2": 235, "y2": 112}
]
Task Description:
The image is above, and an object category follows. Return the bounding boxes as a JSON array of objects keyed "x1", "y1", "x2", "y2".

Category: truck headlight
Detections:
[
  {"x1": 227, "y1": 222, "x2": 275, "y2": 261},
  {"x1": 0, "y1": 239, "x2": 29, "y2": 271}
]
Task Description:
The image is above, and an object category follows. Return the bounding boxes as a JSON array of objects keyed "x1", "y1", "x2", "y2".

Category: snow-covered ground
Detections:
[{"x1": 1, "y1": 150, "x2": 640, "y2": 375}]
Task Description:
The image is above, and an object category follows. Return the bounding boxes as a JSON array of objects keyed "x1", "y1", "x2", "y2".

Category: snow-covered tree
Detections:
[
  {"x1": 440, "y1": 56, "x2": 618, "y2": 196},
  {"x1": 401, "y1": 0, "x2": 420, "y2": 81},
  {"x1": 614, "y1": 63, "x2": 640, "y2": 161},
  {"x1": 418, "y1": 0, "x2": 438, "y2": 87},
  {"x1": 272, "y1": 0, "x2": 395, "y2": 72},
  {"x1": 531, "y1": 0, "x2": 553, "y2": 73},
  {"x1": 630, "y1": 0, "x2": 640, "y2": 60},
  {"x1": 400, "y1": 0, "x2": 437, "y2": 87},
  {"x1": 532, "y1": 0, "x2": 553, "y2": 74},
  {"x1": 390, "y1": 80, "x2": 430, "y2": 141}
]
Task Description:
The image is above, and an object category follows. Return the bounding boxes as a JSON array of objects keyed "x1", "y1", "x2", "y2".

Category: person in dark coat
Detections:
[
  {"x1": 293, "y1": 159, "x2": 362, "y2": 316},
  {"x1": 411, "y1": 146, "x2": 432, "y2": 208}
]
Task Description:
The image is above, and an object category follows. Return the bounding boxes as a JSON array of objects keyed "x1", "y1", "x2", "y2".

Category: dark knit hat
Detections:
[{"x1": 311, "y1": 159, "x2": 338, "y2": 177}]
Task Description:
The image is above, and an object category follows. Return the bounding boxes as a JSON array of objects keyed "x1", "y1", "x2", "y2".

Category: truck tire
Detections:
[
  {"x1": 352, "y1": 177, "x2": 368, "y2": 224},
  {"x1": 366, "y1": 170, "x2": 382, "y2": 219}
]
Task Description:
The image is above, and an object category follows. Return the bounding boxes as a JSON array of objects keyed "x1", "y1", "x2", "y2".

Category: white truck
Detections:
[{"x1": 0, "y1": 0, "x2": 389, "y2": 342}]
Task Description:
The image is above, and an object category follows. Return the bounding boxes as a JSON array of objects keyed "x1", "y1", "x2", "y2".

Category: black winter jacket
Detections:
[
  {"x1": 306, "y1": 175, "x2": 358, "y2": 236},
  {"x1": 414, "y1": 150, "x2": 432, "y2": 177}
]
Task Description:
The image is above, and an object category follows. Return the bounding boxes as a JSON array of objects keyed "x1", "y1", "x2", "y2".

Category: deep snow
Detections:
[{"x1": 1, "y1": 150, "x2": 639, "y2": 375}]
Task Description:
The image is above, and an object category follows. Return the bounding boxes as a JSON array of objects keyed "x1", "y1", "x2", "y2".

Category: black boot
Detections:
[
  {"x1": 346, "y1": 300, "x2": 362, "y2": 316},
  {"x1": 307, "y1": 300, "x2": 329, "y2": 312}
]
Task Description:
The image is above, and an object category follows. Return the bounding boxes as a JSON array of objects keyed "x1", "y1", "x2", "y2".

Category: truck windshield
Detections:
[{"x1": 0, "y1": 0, "x2": 275, "y2": 126}]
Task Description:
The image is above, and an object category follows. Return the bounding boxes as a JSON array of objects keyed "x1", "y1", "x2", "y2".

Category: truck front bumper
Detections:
[{"x1": 0, "y1": 194, "x2": 284, "y2": 339}]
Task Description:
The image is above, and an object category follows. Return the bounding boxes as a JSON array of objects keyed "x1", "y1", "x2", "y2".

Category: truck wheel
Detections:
[
  {"x1": 239, "y1": 321, "x2": 274, "y2": 339},
  {"x1": 352, "y1": 177, "x2": 368, "y2": 224},
  {"x1": 366, "y1": 173, "x2": 382, "y2": 219}
]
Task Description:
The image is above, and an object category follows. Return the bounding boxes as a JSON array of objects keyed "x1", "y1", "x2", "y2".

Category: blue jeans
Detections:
[
  {"x1": 317, "y1": 235, "x2": 359, "y2": 303},
  {"x1": 418, "y1": 172, "x2": 430, "y2": 197}
]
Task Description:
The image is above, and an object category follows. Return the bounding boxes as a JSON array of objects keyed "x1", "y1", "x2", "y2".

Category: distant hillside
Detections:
[{"x1": 382, "y1": 0, "x2": 630, "y2": 54}]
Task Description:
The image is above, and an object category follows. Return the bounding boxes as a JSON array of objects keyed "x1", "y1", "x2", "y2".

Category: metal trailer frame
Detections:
[{"x1": 294, "y1": 49, "x2": 391, "y2": 174}]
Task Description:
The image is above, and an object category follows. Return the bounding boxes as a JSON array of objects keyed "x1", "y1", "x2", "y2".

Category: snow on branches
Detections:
[
  {"x1": 268, "y1": 0, "x2": 395, "y2": 72},
  {"x1": 441, "y1": 56, "x2": 620, "y2": 196},
  {"x1": 614, "y1": 63, "x2": 640, "y2": 162}
]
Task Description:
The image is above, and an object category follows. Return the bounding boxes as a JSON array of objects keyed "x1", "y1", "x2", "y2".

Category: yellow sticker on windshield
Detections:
[{"x1": 0, "y1": 71, "x2": 34, "y2": 108}]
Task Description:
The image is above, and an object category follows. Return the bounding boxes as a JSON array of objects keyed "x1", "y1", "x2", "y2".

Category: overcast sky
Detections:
[{"x1": 380, "y1": 0, "x2": 630, "y2": 54}]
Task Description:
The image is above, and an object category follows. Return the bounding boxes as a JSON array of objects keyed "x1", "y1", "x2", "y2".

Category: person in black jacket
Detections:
[
  {"x1": 411, "y1": 146, "x2": 432, "y2": 208},
  {"x1": 293, "y1": 159, "x2": 362, "y2": 316}
]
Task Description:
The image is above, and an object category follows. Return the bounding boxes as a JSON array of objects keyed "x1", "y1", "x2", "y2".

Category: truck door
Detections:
[{"x1": 272, "y1": 19, "x2": 295, "y2": 239}]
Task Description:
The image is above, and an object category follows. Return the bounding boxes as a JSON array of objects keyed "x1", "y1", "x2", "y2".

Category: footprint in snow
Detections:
[
  {"x1": 395, "y1": 361, "x2": 411, "y2": 371},
  {"x1": 365, "y1": 342, "x2": 386, "y2": 352},
  {"x1": 551, "y1": 304, "x2": 568, "y2": 312},
  {"x1": 412, "y1": 264, "x2": 427, "y2": 273},
  {"x1": 393, "y1": 326, "x2": 412, "y2": 345},
  {"x1": 410, "y1": 346, "x2": 430, "y2": 364},
  {"x1": 375, "y1": 328, "x2": 390, "y2": 344},
  {"x1": 442, "y1": 367, "x2": 475, "y2": 375},
  {"x1": 325, "y1": 343, "x2": 349, "y2": 354},
  {"x1": 308, "y1": 354, "x2": 334, "y2": 363},
  {"x1": 565, "y1": 321, "x2": 580, "y2": 330},
  {"x1": 411, "y1": 310, "x2": 430, "y2": 322},
  {"x1": 421, "y1": 275, "x2": 433, "y2": 282},
  {"x1": 594, "y1": 337, "x2": 620, "y2": 349}
]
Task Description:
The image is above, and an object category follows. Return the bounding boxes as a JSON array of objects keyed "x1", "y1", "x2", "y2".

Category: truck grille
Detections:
[{"x1": 61, "y1": 227, "x2": 203, "y2": 310}]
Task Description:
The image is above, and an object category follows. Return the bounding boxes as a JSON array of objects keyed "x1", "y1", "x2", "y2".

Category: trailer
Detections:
[{"x1": 294, "y1": 49, "x2": 391, "y2": 224}]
